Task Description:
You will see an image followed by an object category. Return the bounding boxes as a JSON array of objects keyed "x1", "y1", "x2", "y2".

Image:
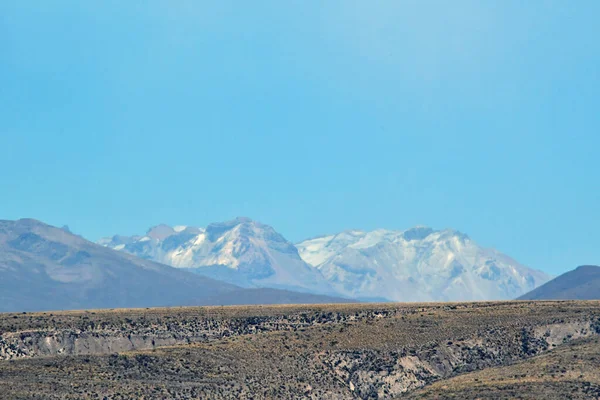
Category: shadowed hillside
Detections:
[
  {"x1": 519, "y1": 265, "x2": 600, "y2": 300},
  {"x1": 0, "y1": 219, "x2": 349, "y2": 312}
]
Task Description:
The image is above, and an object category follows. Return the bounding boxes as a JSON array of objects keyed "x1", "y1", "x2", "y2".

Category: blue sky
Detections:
[{"x1": 1, "y1": 1, "x2": 598, "y2": 275}]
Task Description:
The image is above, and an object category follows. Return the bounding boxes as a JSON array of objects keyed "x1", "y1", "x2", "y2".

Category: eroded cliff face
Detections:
[
  {"x1": 320, "y1": 320, "x2": 599, "y2": 397},
  {"x1": 0, "y1": 302, "x2": 599, "y2": 399},
  {"x1": 0, "y1": 307, "x2": 405, "y2": 360}
]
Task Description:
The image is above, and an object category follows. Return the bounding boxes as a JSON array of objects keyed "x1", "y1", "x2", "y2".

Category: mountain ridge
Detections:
[
  {"x1": 0, "y1": 218, "x2": 350, "y2": 312},
  {"x1": 101, "y1": 219, "x2": 551, "y2": 302},
  {"x1": 99, "y1": 217, "x2": 335, "y2": 295},
  {"x1": 518, "y1": 265, "x2": 600, "y2": 300},
  {"x1": 296, "y1": 226, "x2": 550, "y2": 302}
]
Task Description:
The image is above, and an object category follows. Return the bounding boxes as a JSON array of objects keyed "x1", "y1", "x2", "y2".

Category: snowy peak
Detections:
[
  {"x1": 101, "y1": 220, "x2": 551, "y2": 302},
  {"x1": 199, "y1": 217, "x2": 300, "y2": 270},
  {"x1": 205, "y1": 217, "x2": 293, "y2": 251},
  {"x1": 298, "y1": 227, "x2": 464, "y2": 266},
  {"x1": 146, "y1": 224, "x2": 176, "y2": 241},
  {"x1": 402, "y1": 226, "x2": 435, "y2": 241},
  {"x1": 297, "y1": 226, "x2": 551, "y2": 302},
  {"x1": 99, "y1": 218, "x2": 333, "y2": 295}
]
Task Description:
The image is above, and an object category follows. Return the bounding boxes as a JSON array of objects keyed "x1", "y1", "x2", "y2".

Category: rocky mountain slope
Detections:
[
  {"x1": 297, "y1": 227, "x2": 551, "y2": 301},
  {"x1": 519, "y1": 265, "x2": 600, "y2": 300},
  {"x1": 99, "y1": 217, "x2": 334, "y2": 295},
  {"x1": 0, "y1": 219, "x2": 348, "y2": 312}
]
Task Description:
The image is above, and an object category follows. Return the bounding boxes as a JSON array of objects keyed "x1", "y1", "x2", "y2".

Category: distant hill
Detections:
[
  {"x1": 518, "y1": 265, "x2": 600, "y2": 300},
  {"x1": 0, "y1": 219, "x2": 350, "y2": 312}
]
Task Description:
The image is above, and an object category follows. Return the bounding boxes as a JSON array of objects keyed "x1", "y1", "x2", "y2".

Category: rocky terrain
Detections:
[
  {"x1": 0, "y1": 301, "x2": 599, "y2": 399},
  {"x1": 407, "y1": 336, "x2": 600, "y2": 399}
]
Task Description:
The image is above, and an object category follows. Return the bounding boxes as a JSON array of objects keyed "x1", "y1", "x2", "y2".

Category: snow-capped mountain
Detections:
[
  {"x1": 296, "y1": 226, "x2": 552, "y2": 302},
  {"x1": 101, "y1": 220, "x2": 551, "y2": 302},
  {"x1": 99, "y1": 217, "x2": 334, "y2": 295}
]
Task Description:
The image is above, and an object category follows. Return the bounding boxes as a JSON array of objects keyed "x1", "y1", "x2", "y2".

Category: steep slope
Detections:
[
  {"x1": 0, "y1": 219, "x2": 349, "y2": 312},
  {"x1": 99, "y1": 217, "x2": 334, "y2": 295},
  {"x1": 518, "y1": 265, "x2": 600, "y2": 300},
  {"x1": 0, "y1": 219, "x2": 237, "y2": 312},
  {"x1": 297, "y1": 227, "x2": 551, "y2": 302}
]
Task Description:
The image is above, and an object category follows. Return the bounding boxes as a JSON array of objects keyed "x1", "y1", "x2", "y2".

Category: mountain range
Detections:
[
  {"x1": 0, "y1": 216, "x2": 558, "y2": 312},
  {"x1": 297, "y1": 227, "x2": 551, "y2": 301},
  {"x1": 98, "y1": 217, "x2": 334, "y2": 295},
  {"x1": 100, "y1": 218, "x2": 552, "y2": 302},
  {"x1": 0, "y1": 219, "x2": 349, "y2": 312}
]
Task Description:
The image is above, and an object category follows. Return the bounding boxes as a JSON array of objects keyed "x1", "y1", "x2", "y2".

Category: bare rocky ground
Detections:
[{"x1": 0, "y1": 301, "x2": 599, "y2": 399}]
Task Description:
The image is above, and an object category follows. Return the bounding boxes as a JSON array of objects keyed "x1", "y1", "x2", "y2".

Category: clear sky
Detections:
[{"x1": 1, "y1": 1, "x2": 598, "y2": 275}]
